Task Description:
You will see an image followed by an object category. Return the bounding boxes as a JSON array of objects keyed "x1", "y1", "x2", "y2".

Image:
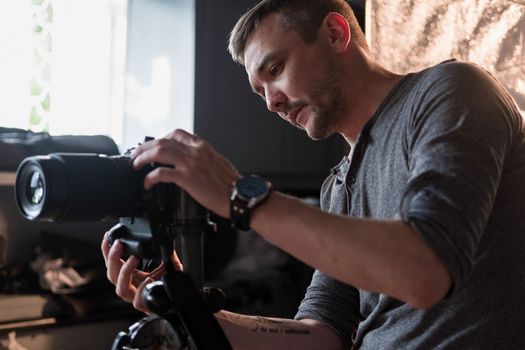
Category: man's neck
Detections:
[{"x1": 337, "y1": 45, "x2": 404, "y2": 148}]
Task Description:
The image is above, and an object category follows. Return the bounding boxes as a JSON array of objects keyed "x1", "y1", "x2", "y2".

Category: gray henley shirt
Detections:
[{"x1": 295, "y1": 60, "x2": 525, "y2": 349}]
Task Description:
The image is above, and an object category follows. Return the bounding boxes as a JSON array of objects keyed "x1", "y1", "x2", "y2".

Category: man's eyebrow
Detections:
[{"x1": 255, "y1": 50, "x2": 279, "y2": 75}]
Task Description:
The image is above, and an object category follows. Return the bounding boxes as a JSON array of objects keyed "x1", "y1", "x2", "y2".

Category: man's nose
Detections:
[{"x1": 265, "y1": 87, "x2": 287, "y2": 113}]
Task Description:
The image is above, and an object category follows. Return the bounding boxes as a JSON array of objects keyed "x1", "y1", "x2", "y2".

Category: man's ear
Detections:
[{"x1": 322, "y1": 12, "x2": 351, "y2": 53}]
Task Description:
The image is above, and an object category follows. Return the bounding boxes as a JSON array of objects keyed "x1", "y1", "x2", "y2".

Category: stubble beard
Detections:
[{"x1": 305, "y1": 64, "x2": 345, "y2": 141}]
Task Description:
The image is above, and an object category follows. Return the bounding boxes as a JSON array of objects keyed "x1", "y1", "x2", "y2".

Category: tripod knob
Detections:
[{"x1": 142, "y1": 280, "x2": 172, "y2": 315}]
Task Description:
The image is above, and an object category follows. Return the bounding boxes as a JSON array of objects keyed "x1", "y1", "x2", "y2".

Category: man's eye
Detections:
[{"x1": 269, "y1": 64, "x2": 281, "y2": 77}]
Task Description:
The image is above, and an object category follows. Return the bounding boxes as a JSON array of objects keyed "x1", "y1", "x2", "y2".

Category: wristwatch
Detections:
[{"x1": 230, "y1": 175, "x2": 273, "y2": 230}]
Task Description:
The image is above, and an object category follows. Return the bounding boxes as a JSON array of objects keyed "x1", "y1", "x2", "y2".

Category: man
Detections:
[{"x1": 102, "y1": 0, "x2": 525, "y2": 348}]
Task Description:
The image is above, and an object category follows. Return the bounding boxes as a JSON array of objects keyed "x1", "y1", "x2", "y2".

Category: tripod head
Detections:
[{"x1": 108, "y1": 187, "x2": 232, "y2": 350}]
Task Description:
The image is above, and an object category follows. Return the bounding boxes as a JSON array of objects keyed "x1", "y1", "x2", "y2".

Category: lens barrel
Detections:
[{"x1": 15, "y1": 153, "x2": 145, "y2": 222}]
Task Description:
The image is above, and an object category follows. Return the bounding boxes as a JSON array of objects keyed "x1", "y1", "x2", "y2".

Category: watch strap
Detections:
[{"x1": 230, "y1": 196, "x2": 251, "y2": 230}]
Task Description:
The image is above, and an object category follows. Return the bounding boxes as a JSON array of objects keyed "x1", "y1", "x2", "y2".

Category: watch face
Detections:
[{"x1": 237, "y1": 175, "x2": 268, "y2": 198}]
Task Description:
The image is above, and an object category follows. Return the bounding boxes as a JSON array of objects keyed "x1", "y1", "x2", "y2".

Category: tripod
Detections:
[{"x1": 109, "y1": 186, "x2": 232, "y2": 350}]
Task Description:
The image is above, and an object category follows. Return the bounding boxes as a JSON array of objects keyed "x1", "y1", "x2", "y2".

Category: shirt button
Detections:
[{"x1": 348, "y1": 175, "x2": 356, "y2": 184}]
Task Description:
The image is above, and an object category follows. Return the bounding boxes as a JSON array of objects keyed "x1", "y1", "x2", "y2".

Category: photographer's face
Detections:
[{"x1": 244, "y1": 13, "x2": 346, "y2": 140}]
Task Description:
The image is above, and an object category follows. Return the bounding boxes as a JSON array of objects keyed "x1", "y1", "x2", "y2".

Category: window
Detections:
[{"x1": 0, "y1": 0, "x2": 195, "y2": 151}]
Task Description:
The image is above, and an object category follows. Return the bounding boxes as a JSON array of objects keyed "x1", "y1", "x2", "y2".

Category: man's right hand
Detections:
[{"x1": 100, "y1": 231, "x2": 183, "y2": 313}]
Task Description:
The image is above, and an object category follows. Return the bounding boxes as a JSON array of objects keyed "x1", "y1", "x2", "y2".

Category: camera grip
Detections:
[{"x1": 108, "y1": 223, "x2": 157, "y2": 259}]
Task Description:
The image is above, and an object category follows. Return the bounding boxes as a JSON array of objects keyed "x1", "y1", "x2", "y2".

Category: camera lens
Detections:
[
  {"x1": 15, "y1": 153, "x2": 145, "y2": 222},
  {"x1": 15, "y1": 156, "x2": 67, "y2": 221}
]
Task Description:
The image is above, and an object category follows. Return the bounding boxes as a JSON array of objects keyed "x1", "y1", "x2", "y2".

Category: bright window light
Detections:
[
  {"x1": 0, "y1": 1, "x2": 33, "y2": 130},
  {"x1": 0, "y1": 0, "x2": 195, "y2": 151},
  {"x1": 0, "y1": 0, "x2": 124, "y2": 137}
]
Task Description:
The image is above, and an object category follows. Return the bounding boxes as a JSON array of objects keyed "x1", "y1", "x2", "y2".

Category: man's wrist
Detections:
[{"x1": 230, "y1": 174, "x2": 272, "y2": 230}]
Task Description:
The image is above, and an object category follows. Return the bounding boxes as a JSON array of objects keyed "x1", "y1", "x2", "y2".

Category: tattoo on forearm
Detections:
[
  {"x1": 218, "y1": 312, "x2": 310, "y2": 336},
  {"x1": 250, "y1": 317, "x2": 310, "y2": 335}
]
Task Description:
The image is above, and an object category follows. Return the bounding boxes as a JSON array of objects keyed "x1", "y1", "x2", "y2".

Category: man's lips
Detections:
[{"x1": 288, "y1": 105, "x2": 305, "y2": 126}]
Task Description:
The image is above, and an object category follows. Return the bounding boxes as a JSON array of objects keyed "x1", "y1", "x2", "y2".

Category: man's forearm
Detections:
[
  {"x1": 215, "y1": 310, "x2": 344, "y2": 350},
  {"x1": 250, "y1": 192, "x2": 452, "y2": 308}
]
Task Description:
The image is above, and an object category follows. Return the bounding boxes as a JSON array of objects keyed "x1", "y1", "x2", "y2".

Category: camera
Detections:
[
  {"x1": 15, "y1": 150, "x2": 175, "y2": 223},
  {"x1": 14, "y1": 142, "x2": 232, "y2": 349},
  {"x1": 14, "y1": 147, "x2": 210, "y2": 257}
]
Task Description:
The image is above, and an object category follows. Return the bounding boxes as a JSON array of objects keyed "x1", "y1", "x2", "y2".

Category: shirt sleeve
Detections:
[
  {"x1": 400, "y1": 61, "x2": 521, "y2": 294},
  {"x1": 295, "y1": 269, "x2": 360, "y2": 349}
]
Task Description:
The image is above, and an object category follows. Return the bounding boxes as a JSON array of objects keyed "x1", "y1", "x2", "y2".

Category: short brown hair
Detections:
[{"x1": 228, "y1": 0, "x2": 367, "y2": 65}]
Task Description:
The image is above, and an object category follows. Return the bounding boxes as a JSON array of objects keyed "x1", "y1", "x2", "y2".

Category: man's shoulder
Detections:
[
  {"x1": 427, "y1": 58, "x2": 479, "y2": 71},
  {"x1": 403, "y1": 59, "x2": 497, "y2": 102},
  {"x1": 418, "y1": 59, "x2": 491, "y2": 86}
]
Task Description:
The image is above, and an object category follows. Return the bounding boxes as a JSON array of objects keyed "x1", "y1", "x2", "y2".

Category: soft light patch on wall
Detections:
[
  {"x1": 125, "y1": 56, "x2": 171, "y2": 127},
  {"x1": 367, "y1": 0, "x2": 525, "y2": 115}
]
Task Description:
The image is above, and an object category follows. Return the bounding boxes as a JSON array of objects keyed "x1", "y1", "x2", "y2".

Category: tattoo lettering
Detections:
[
  {"x1": 249, "y1": 316, "x2": 310, "y2": 336},
  {"x1": 217, "y1": 311, "x2": 310, "y2": 336}
]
